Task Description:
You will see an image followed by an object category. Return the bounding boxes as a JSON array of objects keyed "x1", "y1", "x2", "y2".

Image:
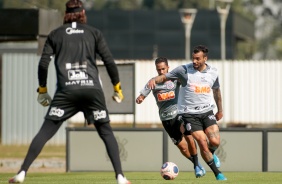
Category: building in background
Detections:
[
  {"x1": 0, "y1": 8, "x2": 254, "y2": 60},
  {"x1": 86, "y1": 9, "x2": 254, "y2": 60}
]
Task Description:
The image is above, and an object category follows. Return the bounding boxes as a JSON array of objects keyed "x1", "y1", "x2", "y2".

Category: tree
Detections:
[{"x1": 3, "y1": 0, "x2": 65, "y2": 13}]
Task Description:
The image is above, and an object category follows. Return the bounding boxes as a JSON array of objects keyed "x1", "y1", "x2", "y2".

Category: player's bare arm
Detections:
[
  {"x1": 147, "y1": 74, "x2": 167, "y2": 89},
  {"x1": 213, "y1": 88, "x2": 223, "y2": 121},
  {"x1": 136, "y1": 94, "x2": 146, "y2": 104}
]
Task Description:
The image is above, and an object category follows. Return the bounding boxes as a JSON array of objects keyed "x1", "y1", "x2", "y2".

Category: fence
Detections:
[{"x1": 1, "y1": 53, "x2": 282, "y2": 144}]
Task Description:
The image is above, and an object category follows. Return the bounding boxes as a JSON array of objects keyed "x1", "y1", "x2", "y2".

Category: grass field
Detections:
[
  {"x1": 1, "y1": 145, "x2": 282, "y2": 184},
  {"x1": 1, "y1": 172, "x2": 282, "y2": 184},
  {"x1": 0, "y1": 144, "x2": 65, "y2": 158}
]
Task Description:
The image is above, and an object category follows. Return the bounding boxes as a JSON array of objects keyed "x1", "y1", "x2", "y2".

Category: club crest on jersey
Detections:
[
  {"x1": 185, "y1": 123, "x2": 192, "y2": 131},
  {"x1": 165, "y1": 81, "x2": 175, "y2": 89}
]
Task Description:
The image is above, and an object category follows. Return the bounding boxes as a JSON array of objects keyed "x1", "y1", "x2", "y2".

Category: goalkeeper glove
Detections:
[
  {"x1": 112, "y1": 82, "x2": 124, "y2": 103},
  {"x1": 37, "y1": 86, "x2": 52, "y2": 107}
]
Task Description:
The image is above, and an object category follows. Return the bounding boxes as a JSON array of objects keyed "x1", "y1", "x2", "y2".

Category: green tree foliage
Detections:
[
  {"x1": 3, "y1": 0, "x2": 65, "y2": 13},
  {"x1": 236, "y1": 41, "x2": 256, "y2": 60},
  {"x1": 103, "y1": 0, "x2": 141, "y2": 10}
]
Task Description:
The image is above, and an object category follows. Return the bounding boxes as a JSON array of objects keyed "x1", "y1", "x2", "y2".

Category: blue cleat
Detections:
[
  {"x1": 198, "y1": 163, "x2": 206, "y2": 176},
  {"x1": 216, "y1": 173, "x2": 227, "y2": 180},
  {"x1": 213, "y1": 154, "x2": 221, "y2": 168},
  {"x1": 194, "y1": 166, "x2": 204, "y2": 178}
]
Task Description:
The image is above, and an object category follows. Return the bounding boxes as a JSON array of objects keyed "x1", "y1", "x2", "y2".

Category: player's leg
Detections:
[
  {"x1": 9, "y1": 91, "x2": 79, "y2": 183},
  {"x1": 176, "y1": 137, "x2": 192, "y2": 160},
  {"x1": 205, "y1": 124, "x2": 221, "y2": 168},
  {"x1": 94, "y1": 122, "x2": 130, "y2": 184},
  {"x1": 94, "y1": 122, "x2": 122, "y2": 174},
  {"x1": 190, "y1": 130, "x2": 213, "y2": 162},
  {"x1": 201, "y1": 111, "x2": 226, "y2": 180},
  {"x1": 8, "y1": 119, "x2": 63, "y2": 183},
  {"x1": 183, "y1": 134, "x2": 206, "y2": 176},
  {"x1": 182, "y1": 113, "x2": 222, "y2": 179},
  {"x1": 87, "y1": 89, "x2": 130, "y2": 184},
  {"x1": 174, "y1": 116, "x2": 205, "y2": 178},
  {"x1": 187, "y1": 130, "x2": 207, "y2": 177},
  {"x1": 162, "y1": 119, "x2": 193, "y2": 162}
]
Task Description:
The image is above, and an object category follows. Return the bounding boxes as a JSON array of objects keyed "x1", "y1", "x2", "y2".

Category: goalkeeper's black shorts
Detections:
[{"x1": 44, "y1": 88, "x2": 110, "y2": 124}]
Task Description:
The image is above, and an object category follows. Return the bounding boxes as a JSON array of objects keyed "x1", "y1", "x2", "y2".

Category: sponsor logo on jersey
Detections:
[
  {"x1": 68, "y1": 70, "x2": 88, "y2": 80},
  {"x1": 161, "y1": 110, "x2": 177, "y2": 119},
  {"x1": 194, "y1": 104, "x2": 210, "y2": 110},
  {"x1": 66, "y1": 27, "x2": 84, "y2": 35},
  {"x1": 49, "y1": 107, "x2": 64, "y2": 117},
  {"x1": 65, "y1": 80, "x2": 94, "y2": 86},
  {"x1": 194, "y1": 85, "x2": 211, "y2": 93},
  {"x1": 93, "y1": 110, "x2": 107, "y2": 120},
  {"x1": 157, "y1": 91, "x2": 175, "y2": 101},
  {"x1": 66, "y1": 62, "x2": 87, "y2": 70}
]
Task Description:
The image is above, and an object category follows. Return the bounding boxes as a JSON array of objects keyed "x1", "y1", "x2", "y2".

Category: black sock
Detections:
[
  {"x1": 207, "y1": 159, "x2": 220, "y2": 176},
  {"x1": 209, "y1": 148, "x2": 215, "y2": 154},
  {"x1": 191, "y1": 154, "x2": 199, "y2": 168}
]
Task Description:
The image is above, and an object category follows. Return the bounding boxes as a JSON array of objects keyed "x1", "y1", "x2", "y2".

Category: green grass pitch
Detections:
[{"x1": 1, "y1": 172, "x2": 282, "y2": 184}]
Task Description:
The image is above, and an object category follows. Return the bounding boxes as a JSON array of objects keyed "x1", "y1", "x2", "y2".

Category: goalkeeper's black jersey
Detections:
[{"x1": 38, "y1": 22, "x2": 119, "y2": 91}]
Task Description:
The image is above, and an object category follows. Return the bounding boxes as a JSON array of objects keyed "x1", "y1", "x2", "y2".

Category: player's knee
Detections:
[{"x1": 209, "y1": 140, "x2": 220, "y2": 148}]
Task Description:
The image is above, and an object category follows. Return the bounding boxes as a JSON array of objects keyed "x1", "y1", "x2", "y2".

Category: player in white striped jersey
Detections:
[
  {"x1": 147, "y1": 46, "x2": 227, "y2": 180},
  {"x1": 136, "y1": 57, "x2": 205, "y2": 178}
]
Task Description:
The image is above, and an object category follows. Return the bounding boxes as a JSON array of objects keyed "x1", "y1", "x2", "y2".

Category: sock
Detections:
[
  {"x1": 208, "y1": 144, "x2": 217, "y2": 154},
  {"x1": 209, "y1": 148, "x2": 215, "y2": 154},
  {"x1": 207, "y1": 159, "x2": 220, "y2": 176},
  {"x1": 191, "y1": 154, "x2": 199, "y2": 168}
]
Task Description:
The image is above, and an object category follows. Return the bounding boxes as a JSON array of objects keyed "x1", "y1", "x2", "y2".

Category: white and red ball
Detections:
[{"x1": 160, "y1": 162, "x2": 179, "y2": 180}]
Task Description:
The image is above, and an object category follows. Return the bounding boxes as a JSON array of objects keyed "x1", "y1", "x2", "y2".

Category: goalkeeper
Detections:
[
  {"x1": 136, "y1": 57, "x2": 206, "y2": 178},
  {"x1": 9, "y1": 0, "x2": 129, "y2": 184}
]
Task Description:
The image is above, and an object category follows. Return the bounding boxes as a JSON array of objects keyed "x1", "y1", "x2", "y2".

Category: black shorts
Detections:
[
  {"x1": 45, "y1": 88, "x2": 109, "y2": 124},
  {"x1": 162, "y1": 115, "x2": 190, "y2": 145},
  {"x1": 181, "y1": 110, "x2": 217, "y2": 133}
]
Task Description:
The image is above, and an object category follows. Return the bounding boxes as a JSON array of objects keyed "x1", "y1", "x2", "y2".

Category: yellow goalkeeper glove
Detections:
[
  {"x1": 37, "y1": 86, "x2": 52, "y2": 107},
  {"x1": 112, "y1": 82, "x2": 124, "y2": 103}
]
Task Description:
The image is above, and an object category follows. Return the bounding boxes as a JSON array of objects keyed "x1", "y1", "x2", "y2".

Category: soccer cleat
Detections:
[
  {"x1": 213, "y1": 154, "x2": 221, "y2": 168},
  {"x1": 194, "y1": 166, "x2": 204, "y2": 178},
  {"x1": 216, "y1": 173, "x2": 227, "y2": 180},
  {"x1": 117, "y1": 174, "x2": 131, "y2": 184},
  {"x1": 8, "y1": 171, "x2": 26, "y2": 183},
  {"x1": 198, "y1": 163, "x2": 206, "y2": 176}
]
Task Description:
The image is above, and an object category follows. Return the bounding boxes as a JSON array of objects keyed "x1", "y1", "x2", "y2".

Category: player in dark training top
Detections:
[{"x1": 9, "y1": 0, "x2": 130, "y2": 184}]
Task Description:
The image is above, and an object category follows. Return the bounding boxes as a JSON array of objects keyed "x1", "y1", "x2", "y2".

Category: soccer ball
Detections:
[{"x1": 160, "y1": 162, "x2": 179, "y2": 180}]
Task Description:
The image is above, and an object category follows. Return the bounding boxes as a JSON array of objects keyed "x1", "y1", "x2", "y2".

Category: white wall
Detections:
[{"x1": 133, "y1": 59, "x2": 282, "y2": 126}]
